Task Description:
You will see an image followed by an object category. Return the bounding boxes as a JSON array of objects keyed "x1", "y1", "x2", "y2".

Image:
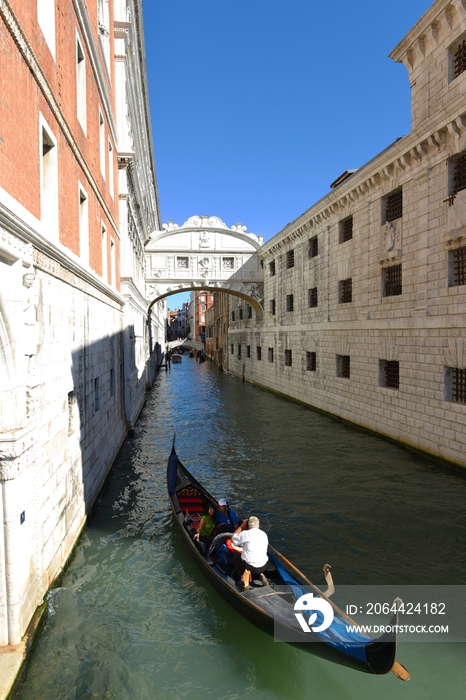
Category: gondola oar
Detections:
[{"x1": 268, "y1": 544, "x2": 410, "y2": 682}]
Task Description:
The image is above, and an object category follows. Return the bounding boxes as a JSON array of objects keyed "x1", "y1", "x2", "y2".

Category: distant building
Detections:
[
  {"x1": 205, "y1": 292, "x2": 230, "y2": 370},
  {"x1": 191, "y1": 290, "x2": 214, "y2": 341}
]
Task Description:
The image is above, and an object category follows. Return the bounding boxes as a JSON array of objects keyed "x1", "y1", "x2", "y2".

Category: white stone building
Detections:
[{"x1": 228, "y1": 0, "x2": 466, "y2": 470}]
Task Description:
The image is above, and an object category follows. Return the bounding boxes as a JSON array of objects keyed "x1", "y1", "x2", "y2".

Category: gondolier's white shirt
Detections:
[{"x1": 231, "y1": 527, "x2": 268, "y2": 568}]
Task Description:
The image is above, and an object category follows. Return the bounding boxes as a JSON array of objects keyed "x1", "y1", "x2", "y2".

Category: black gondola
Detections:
[{"x1": 167, "y1": 441, "x2": 410, "y2": 680}]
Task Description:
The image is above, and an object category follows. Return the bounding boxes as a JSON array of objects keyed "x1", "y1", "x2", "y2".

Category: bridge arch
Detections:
[{"x1": 145, "y1": 215, "x2": 264, "y2": 312}]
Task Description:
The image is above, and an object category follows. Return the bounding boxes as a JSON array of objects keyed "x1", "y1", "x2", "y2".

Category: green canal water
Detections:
[{"x1": 16, "y1": 359, "x2": 466, "y2": 699}]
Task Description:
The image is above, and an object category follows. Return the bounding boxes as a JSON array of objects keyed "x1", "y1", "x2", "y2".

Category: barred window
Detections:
[
  {"x1": 309, "y1": 236, "x2": 318, "y2": 258},
  {"x1": 239, "y1": 308, "x2": 243, "y2": 320},
  {"x1": 385, "y1": 189, "x2": 403, "y2": 222},
  {"x1": 380, "y1": 360, "x2": 399, "y2": 389},
  {"x1": 339, "y1": 278, "x2": 352, "y2": 304},
  {"x1": 452, "y1": 368, "x2": 466, "y2": 403},
  {"x1": 269, "y1": 260, "x2": 276, "y2": 276},
  {"x1": 222, "y1": 257, "x2": 234, "y2": 269},
  {"x1": 308, "y1": 287, "x2": 318, "y2": 308},
  {"x1": 270, "y1": 299, "x2": 276, "y2": 315},
  {"x1": 231, "y1": 344, "x2": 234, "y2": 354},
  {"x1": 306, "y1": 351, "x2": 316, "y2": 372},
  {"x1": 340, "y1": 215, "x2": 353, "y2": 243},
  {"x1": 268, "y1": 347, "x2": 274, "y2": 363},
  {"x1": 231, "y1": 311, "x2": 235, "y2": 322},
  {"x1": 246, "y1": 345, "x2": 251, "y2": 358},
  {"x1": 238, "y1": 344, "x2": 241, "y2": 359},
  {"x1": 454, "y1": 39, "x2": 466, "y2": 79},
  {"x1": 286, "y1": 294, "x2": 294, "y2": 312},
  {"x1": 337, "y1": 355, "x2": 350, "y2": 378},
  {"x1": 286, "y1": 249, "x2": 295, "y2": 268},
  {"x1": 451, "y1": 246, "x2": 466, "y2": 286},
  {"x1": 177, "y1": 256, "x2": 189, "y2": 269},
  {"x1": 452, "y1": 153, "x2": 466, "y2": 196},
  {"x1": 257, "y1": 346, "x2": 262, "y2": 361},
  {"x1": 284, "y1": 349, "x2": 292, "y2": 366},
  {"x1": 247, "y1": 305, "x2": 252, "y2": 319},
  {"x1": 383, "y1": 264, "x2": 402, "y2": 296}
]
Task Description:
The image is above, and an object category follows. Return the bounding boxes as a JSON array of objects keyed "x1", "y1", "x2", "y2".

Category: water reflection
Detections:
[{"x1": 16, "y1": 359, "x2": 466, "y2": 700}]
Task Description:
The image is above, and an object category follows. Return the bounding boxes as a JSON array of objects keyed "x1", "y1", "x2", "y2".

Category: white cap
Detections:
[{"x1": 218, "y1": 498, "x2": 228, "y2": 506}]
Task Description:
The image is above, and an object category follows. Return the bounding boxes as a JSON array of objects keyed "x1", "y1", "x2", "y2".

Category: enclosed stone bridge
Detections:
[{"x1": 144, "y1": 215, "x2": 264, "y2": 311}]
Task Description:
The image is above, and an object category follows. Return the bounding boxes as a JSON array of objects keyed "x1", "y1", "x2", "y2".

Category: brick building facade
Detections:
[
  {"x1": 227, "y1": 0, "x2": 466, "y2": 470},
  {"x1": 0, "y1": 0, "x2": 163, "y2": 646}
]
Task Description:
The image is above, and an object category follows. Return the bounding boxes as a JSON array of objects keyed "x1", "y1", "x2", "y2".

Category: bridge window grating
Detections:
[
  {"x1": 247, "y1": 345, "x2": 250, "y2": 358},
  {"x1": 340, "y1": 215, "x2": 353, "y2": 243},
  {"x1": 383, "y1": 264, "x2": 402, "y2": 296},
  {"x1": 177, "y1": 256, "x2": 189, "y2": 269},
  {"x1": 268, "y1": 347, "x2": 274, "y2": 362},
  {"x1": 231, "y1": 311, "x2": 235, "y2": 321},
  {"x1": 385, "y1": 189, "x2": 403, "y2": 222},
  {"x1": 452, "y1": 246, "x2": 466, "y2": 285},
  {"x1": 286, "y1": 250, "x2": 295, "y2": 268},
  {"x1": 452, "y1": 368, "x2": 466, "y2": 403},
  {"x1": 337, "y1": 355, "x2": 350, "y2": 378},
  {"x1": 270, "y1": 299, "x2": 276, "y2": 315},
  {"x1": 309, "y1": 236, "x2": 318, "y2": 258},
  {"x1": 238, "y1": 344, "x2": 241, "y2": 359},
  {"x1": 381, "y1": 360, "x2": 399, "y2": 389},
  {"x1": 257, "y1": 346, "x2": 262, "y2": 361},
  {"x1": 222, "y1": 257, "x2": 234, "y2": 269},
  {"x1": 239, "y1": 308, "x2": 243, "y2": 320},
  {"x1": 286, "y1": 294, "x2": 294, "y2": 311},
  {"x1": 284, "y1": 349, "x2": 292, "y2": 366},
  {"x1": 247, "y1": 305, "x2": 252, "y2": 318},
  {"x1": 231, "y1": 344, "x2": 234, "y2": 354},
  {"x1": 453, "y1": 153, "x2": 466, "y2": 195},
  {"x1": 454, "y1": 40, "x2": 466, "y2": 79},
  {"x1": 306, "y1": 351, "x2": 316, "y2": 371},
  {"x1": 308, "y1": 287, "x2": 318, "y2": 308},
  {"x1": 339, "y1": 278, "x2": 352, "y2": 303}
]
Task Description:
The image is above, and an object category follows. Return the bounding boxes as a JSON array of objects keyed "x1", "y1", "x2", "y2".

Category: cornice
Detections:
[
  {"x1": 261, "y1": 94, "x2": 466, "y2": 259},
  {"x1": 0, "y1": 203, "x2": 124, "y2": 309},
  {"x1": 0, "y1": 0, "x2": 119, "y2": 238}
]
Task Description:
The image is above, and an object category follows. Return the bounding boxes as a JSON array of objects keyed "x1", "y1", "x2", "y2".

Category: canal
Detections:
[{"x1": 16, "y1": 358, "x2": 466, "y2": 699}]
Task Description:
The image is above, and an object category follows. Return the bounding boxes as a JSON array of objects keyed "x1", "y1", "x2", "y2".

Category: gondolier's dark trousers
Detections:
[{"x1": 232, "y1": 551, "x2": 268, "y2": 579}]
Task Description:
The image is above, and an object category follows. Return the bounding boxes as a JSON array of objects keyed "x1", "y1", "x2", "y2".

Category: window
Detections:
[
  {"x1": 101, "y1": 225, "x2": 107, "y2": 281},
  {"x1": 336, "y1": 355, "x2": 350, "y2": 378},
  {"x1": 76, "y1": 37, "x2": 86, "y2": 131},
  {"x1": 40, "y1": 119, "x2": 58, "y2": 242},
  {"x1": 110, "y1": 238, "x2": 116, "y2": 286},
  {"x1": 445, "y1": 367, "x2": 466, "y2": 403},
  {"x1": 177, "y1": 256, "x2": 189, "y2": 269},
  {"x1": 308, "y1": 287, "x2": 318, "y2": 308},
  {"x1": 268, "y1": 348, "x2": 274, "y2": 363},
  {"x1": 247, "y1": 305, "x2": 252, "y2": 319},
  {"x1": 339, "y1": 278, "x2": 352, "y2": 304},
  {"x1": 286, "y1": 294, "x2": 294, "y2": 312},
  {"x1": 453, "y1": 39, "x2": 466, "y2": 79},
  {"x1": 384, "y1": 189, "x2": 403, "y2": 222},
  {"x1": 270, "y1": 299, "x2": 276, "y2": 315},
  {"x1": 340, "y1": 215, "x2": 353, "y2": 243},
  {"x1": 239, "y1": 308, "x2": 243, "y2": 320},
  {"x1": 452, "y1": 153, "x2": 466, "y2": 195},
  {"x1": 284, "y1": 349, "x2": 292, "y2": 366},
  {"x1": 269, "y1": 260, "x2": 276, "y2": 276},
  {"x1": 78, "y1": 185, "x2": 89, "y2": 265},
  {"x1": 306, "y1": 351, "x2": 316, "y2": 372},
  {"x1": 238, "y1": 344, "x2": 242, "y2": 359},
  {"x1": 231, "y1": 344, "x2": 234, "y2": 354},
  {"x1": 380, "y1": 360, "x2": 399, "y2": 389},
  {"x1": 201, "y1": 305, "x2": 206, "y2": 311},
  {"x1": 286, "y1": 250, "x2": 295, "y2": 268},
  {"x1": 309, "y1": 236, "x2": 318, "y2": 258},
  {"x1": 38, "y1": 0, "x2": 56, "y2": 58},
  {"x1": 247, "y1": 345, "x2": 251, "y2": 358},
  {"x1": 231, "y1": 311, "x2": 235, "y2": 322},
  {"x1": 256, "y1": 346, "x2": 262, "y2": 361},
  {"x1": 383, "y1": 264, "x2": 402, "y2": 296},
  {"x1": 110, "y1": 368, "x2": 115, "y2": 396},
  {"x1": 108, "y1": 141, "x2": 114, "y2": 197},
  {"x1": 450, "y1": 246, "x2": 466, "y2": 286},
  {"x1": 199, "y1": 296, "x2": 205, "y2": 301},
  {"x1": 222, "y1": 257, "x2": 234, "y2": 269},
  {"x1": 99, "y1": 110, "x2": 105, "y2": 178},
  {"x1": 94, "y1": 377, "x2": 100, "y2": 411}
]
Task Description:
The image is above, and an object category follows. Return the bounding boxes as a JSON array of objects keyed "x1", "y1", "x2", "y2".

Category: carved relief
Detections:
[{"x1": 199, "y1": 232, "x2": 211, "y2": 248}]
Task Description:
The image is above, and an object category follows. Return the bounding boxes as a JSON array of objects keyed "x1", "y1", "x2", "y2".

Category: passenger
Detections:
[
  {"x1": 215, "y1": 498, "x2": 240, "y2": 533},
  {"x1": 193, "y1": 505, "x2": 216, "y2": 546},
  {"x1": 231, "y1": 516, "x2": 268, "y2": 588}
]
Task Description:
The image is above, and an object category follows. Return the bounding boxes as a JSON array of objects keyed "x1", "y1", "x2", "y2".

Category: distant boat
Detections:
[{"x1": 171, "y1": 353, "x2": 182, "y2": 363}]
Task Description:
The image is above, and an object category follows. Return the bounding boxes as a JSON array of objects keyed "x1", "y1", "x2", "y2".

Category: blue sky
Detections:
[{"x1": 142, "y1": 0, "x2": 432, "y2": 308}]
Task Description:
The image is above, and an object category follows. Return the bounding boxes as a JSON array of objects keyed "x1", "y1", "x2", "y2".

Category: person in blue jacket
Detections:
[{"x1": 215, "y1": 498, "x2": 239, "y2": 533}]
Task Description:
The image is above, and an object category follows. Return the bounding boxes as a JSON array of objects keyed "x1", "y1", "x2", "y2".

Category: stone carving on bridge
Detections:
[{"x1": 199, "y1": 232, "x2": 211, "y2": 248}]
